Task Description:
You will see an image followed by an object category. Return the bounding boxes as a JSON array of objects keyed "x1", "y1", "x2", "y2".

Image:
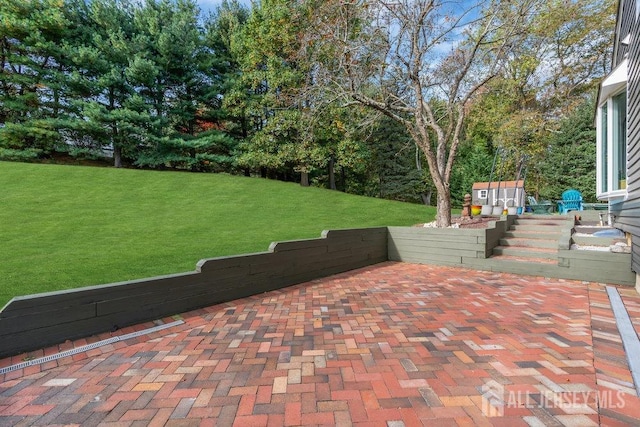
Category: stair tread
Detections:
[
  {"x1": 489, "y1": 254, "x2": 557, "y2": 264},
  {"x1": 503, "y1": 235, "x2": 560, "y2": 242},
  {"x1": 496, "y1": 245, "x2": 556, "y2": 253},
  {"x1": 502, "y1": 237, "x2": 557, "y2": 242},
  {"x1": 516, "y1": 216, "x2": 567, "y2": 220},
  {"x1": 512, "y1": 225, "x2": 564, "y2": 229},
  {"x1": 500, "y1": 240, "x2": 557, "y2": 249}
]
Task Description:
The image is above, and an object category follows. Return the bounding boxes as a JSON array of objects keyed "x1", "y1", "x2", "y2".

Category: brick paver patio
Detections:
[{"x1": 1, "y1": 262, "x2": 639, "y2": 426}]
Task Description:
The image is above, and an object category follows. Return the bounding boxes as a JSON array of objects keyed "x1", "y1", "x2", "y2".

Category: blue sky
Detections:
[{"x1": 196, "y1": 0, "x2": 251, "y2": 14}]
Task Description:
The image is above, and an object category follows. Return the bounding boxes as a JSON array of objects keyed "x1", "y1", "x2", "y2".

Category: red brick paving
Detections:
[{"x1": 1, "y1": 262, "x2": 640, "y2": 426}]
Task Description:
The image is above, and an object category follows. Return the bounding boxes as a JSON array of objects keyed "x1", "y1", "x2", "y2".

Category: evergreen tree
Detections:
[
  {"x1": 0, "y1": 0, "x2": 74, "y2": 160},
  {"x1": 203, "y1": 0, "x2": 249, "y2": 140},
  {"x1": 131, "y1": 0, "x2": 236, "y2": 171},
  {"x1": 537, "y1": 99, "x2": 597, "y2": 202},
  {"x1": 62, "y1": 0, "x2": 146, "y2": 167},
  {"x1": 369, "y1": 118, "x2": 426, "y2": 203}
]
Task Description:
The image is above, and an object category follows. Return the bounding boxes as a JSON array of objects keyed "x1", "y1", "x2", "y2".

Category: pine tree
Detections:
[{"x1": 0, "y1": 0, "x2": 73, "y2": 160}]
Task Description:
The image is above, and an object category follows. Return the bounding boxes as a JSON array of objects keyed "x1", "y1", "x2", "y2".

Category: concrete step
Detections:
[
  {"x1": 504, "y1": 230, "x2": 561, "y2": 240},
  {"x1": 510, "y1": 224, "x2": 565, "y2": 232},
  {"x1": 492, "y1": 246, "x2": 557, "y2": 260},
  {"x1": 489, "y1": 254, "x2": 557, "y2": 265},
  {"x1": 515, "y1": 216, "x2": 568, "y2": 224},
  {"x1": 482, "y1": 255, "x2": 561, "y2": 278},
  {"x1": 499, "y1": 238, "x2": 557, "y2": 249}
]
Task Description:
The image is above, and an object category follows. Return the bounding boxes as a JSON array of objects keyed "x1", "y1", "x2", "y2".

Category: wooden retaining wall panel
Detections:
[
  {"x1": 389, "y1": 250, "x2": 467, "y2": 266},
  {"x1": 387, "y1": 226, "x2": 487, "y2": 264},
  {"x1": 386, "y1": 228, "x2": 484, "y2": 243},
  {"x1": 556, "y1": 266, "x2": 635, "y2": 286},
  {"x1": 387, "y1": 216, "x2": 517, "y2": 266},
  {"x1": 0, "y1": 271, "x2": 203, "y2": 317},
  {"x1": 94, "y1": 276, "x2": 254, "y2": 317},
  {"x1": 558, "y1": 250, "x2": 635, "y2": 286},
  {"x1": 327, "y1": 233, "x2": 387, "y2": 253},
  {"x1": 390, "y1": 238, "x2": 483, "y2": 252},
  {"x1": 485, "y1": 227, "x2": 504, "y2": 250},
  {"x1": 390, "y1": 252, "x2": 464, "y2": 266},
  {"x1": 195, "y1": 252, "x2": 272, "y2": 272},
  {"x1": 389, "y1": 242, "x2": 482, "y2": 259},
  {"x1": 559, "y1": 249, "x2": 633, "y2": 263},
  {"x1": 561, "y1": 268, "x2": 635, "y2": 286},
  {"x1": 0, "y1": 313, "x2": 145, "y2": 356},
  {"x1": 471, "y1": 259, "x2": 560, "y2": 277},
  {"x1": 483, "y1": 217, "x2": 517, "y2": 254},
  {"x1": 0, "y1": 269, "x2": 252, "y2": 334},
  {"x1": 0, "y1": 227, "x2": 387, "y2": 358},
  {"x1": 0, "y1": 303, "x2": 97, "y2": 336},
  {"x1": 572, "y1": 236, "x2": 622, "y2": 246},
  {"x1": 269, "y1": 238, "x2": 330, "y2": 253}
]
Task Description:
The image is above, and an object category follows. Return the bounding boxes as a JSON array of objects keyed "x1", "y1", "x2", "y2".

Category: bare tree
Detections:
[{"x1": 303, "y1": 0, "x2": 537, "y2": 226}]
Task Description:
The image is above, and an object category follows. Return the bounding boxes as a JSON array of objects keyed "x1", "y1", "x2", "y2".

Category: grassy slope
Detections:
[{"x1": 1, "y1": 161, "x2": 434, "y2": 306}]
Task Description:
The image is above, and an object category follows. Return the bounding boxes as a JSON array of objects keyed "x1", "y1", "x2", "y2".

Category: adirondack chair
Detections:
[
  {"x1": 527, "y1": 196, "x2": 553, "y2": 214},
  {"x1": 556, "y1": 189, "x2": 583, "y2": 214}
]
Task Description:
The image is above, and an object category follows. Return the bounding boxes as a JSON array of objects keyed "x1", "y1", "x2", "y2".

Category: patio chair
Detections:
[
  {"x1": 527, "y1": 196, "x2": 553, "y2": 214},
  {"x1": 556, "y1": 189, "x2": 583, "y2": 214}
]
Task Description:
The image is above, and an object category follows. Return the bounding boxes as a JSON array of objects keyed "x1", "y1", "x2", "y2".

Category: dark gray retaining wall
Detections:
[{"x1": 0, "y1": 228, "x2": 387, "y2": 358}]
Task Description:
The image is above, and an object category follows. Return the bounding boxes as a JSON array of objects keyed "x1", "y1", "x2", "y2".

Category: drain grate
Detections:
[{"x1": 0, "y1": 319, "x2": 184, "y2": 375}]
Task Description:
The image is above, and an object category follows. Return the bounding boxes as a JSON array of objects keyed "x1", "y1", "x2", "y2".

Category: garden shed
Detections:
[{"x1": 472, "y1": 180, "x2": 526, "y2": 208}]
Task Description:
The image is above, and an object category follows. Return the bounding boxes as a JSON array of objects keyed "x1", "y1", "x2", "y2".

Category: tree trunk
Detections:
[
  {"x1": 420, "y1": 191, "x2": 431, "y2": 205},
  {"x1": 300, "y1": 171, "x2": 309, "y2": 186},
  {"x1": 328, "y1": 155, "x2": 336, "y2": 190},
  {"x1": 113, "y1": 145, "x2": 122, "y2": 168},
  {"x1": 436, "y1": 188, "x2": 452, "y2": 227}
]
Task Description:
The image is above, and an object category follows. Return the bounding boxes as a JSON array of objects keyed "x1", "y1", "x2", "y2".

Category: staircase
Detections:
[{"x1": 488, "y1": 216, "x2": 569, "y2": 275}]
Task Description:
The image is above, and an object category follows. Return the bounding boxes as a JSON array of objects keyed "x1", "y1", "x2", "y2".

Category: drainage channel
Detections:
[
  {"x1": 0, "y1": 319, "x2": 184, "y2": 375},
  {"x1": 606, "y1": 286, "x2": 640, "y2": 396}
]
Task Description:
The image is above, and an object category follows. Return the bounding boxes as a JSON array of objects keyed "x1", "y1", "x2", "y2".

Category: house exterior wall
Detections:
[
  {"x1": 608, "y1": 0, "x2": 640, "y2": 274},
  {"x1": 614, "y1": 0, "x2": 633, "y2": 65}
]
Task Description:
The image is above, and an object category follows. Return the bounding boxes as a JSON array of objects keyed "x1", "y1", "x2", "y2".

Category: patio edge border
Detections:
[{"x1": 606, "y1": 286, "x2": 640, "y2": 396}]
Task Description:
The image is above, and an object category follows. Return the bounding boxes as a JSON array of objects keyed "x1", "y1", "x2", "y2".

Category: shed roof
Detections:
[{"x1": 472, "y1": 181, "x2": 524, "y2": 190}]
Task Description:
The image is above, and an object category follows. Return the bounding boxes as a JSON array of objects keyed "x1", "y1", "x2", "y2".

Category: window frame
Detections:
[{"x1": 597, "y1": 87, "x2": 628, "y2": 201}]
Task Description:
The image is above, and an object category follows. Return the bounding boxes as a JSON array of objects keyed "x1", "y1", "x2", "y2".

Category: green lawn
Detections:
[{"x1": 1, "y1": 161, "x2": 434, "y2": 307}]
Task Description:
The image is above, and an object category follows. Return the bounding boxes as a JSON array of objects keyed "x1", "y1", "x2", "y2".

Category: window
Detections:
[
  {"x1": 479, "y1": 190, "x2": 488, "y2": 199},
  {"x1": 597, "y1": 89, "x2": 627, "y2": 198},
  {"x1": 600, "y1": 103, "x2": 608, "y2": 194},
  {"x1": 613, "y1": 92, "x2": 627, "y2": 190}
]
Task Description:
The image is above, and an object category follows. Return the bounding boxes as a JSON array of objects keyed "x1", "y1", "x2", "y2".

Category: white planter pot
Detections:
[
  {"x1": 492, "y1": 206, "x2": 503, "y2": 215},
  {"x1": 481, "y1": 205, "x2": 493, "y2": 216},
  {"x1": 507, "y1": 207, "x2": 518, "y2": 215}
]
